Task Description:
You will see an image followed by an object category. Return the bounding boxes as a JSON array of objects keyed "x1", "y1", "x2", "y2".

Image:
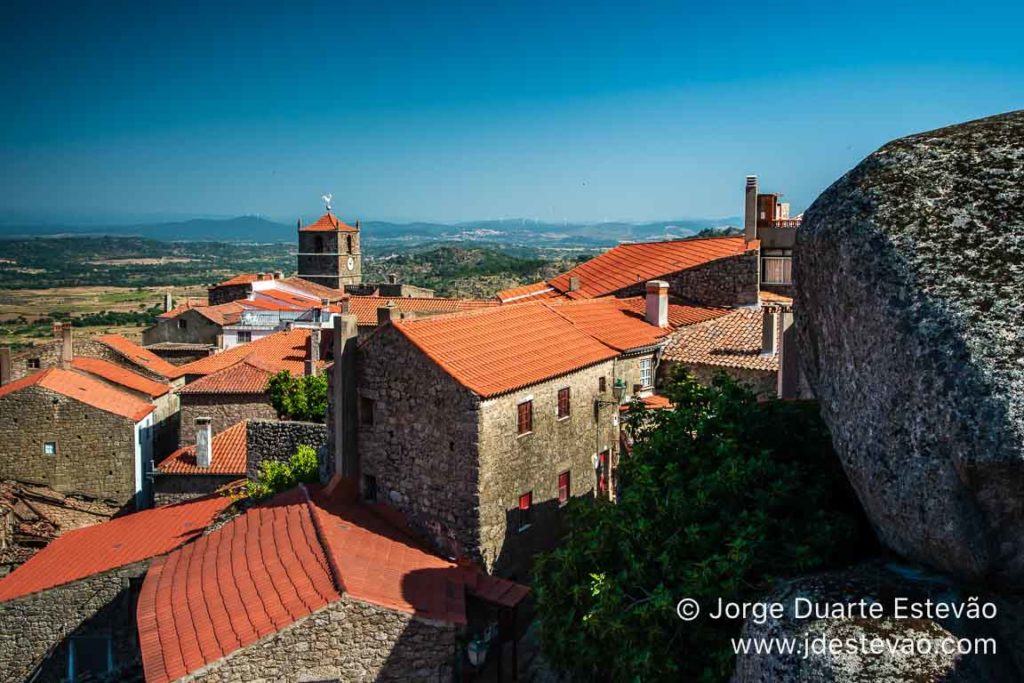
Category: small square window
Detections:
[
  {"x1": 558, "y1": 471, "x2": 570, "y2": 506},
  {"x1": 598, "y1": 376, "x2": 606, "y2": 393},
  {"x1": 639, "y1": 358, "x2": 653, "y2": 388},
  {"x1": 237, "y1": 330, "x2": 252, "y2": 343},
  {"x1": 363, "y1": 474, "x2": 378, "y2": 503},
  {"x1": 177, "y1": 319, "x2": 188, "y2": 329},
  {"x1": 517, "y1": 492, "x2": 532, "y2": 531},
  {"x1": 28, "y1": 358, "x2": 41, "y2": 369},
  {"x1": 517, "y1": 400, "x2": 533, "y2": 435},
  {"x1": 43, "y1": 442, "x2": 57, "y2": 456},
  {"x1": 360, "y1": 397, "x2": 375, "y2": 426},
  {"x1": 557, "y1": 387, "x2": 571, "y2": 419}
]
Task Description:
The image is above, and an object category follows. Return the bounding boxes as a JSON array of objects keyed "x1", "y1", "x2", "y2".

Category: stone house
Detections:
[
  {"x1": 345, "y1": 286, "x2": 717, "y2": 577},
  {"x1": 137, "y1": 482, "x2": 527, "y2": 683},
  {"x1": 0, "y1": 494, "x2": 233, "y2": 683},
  {"x1": 0, "y1": 368, "x2": 157, "y2": 508},
  {"x1": 142, "y1": 301, "x2": 244, "y2": 347},
  {"x1": 153, "y1": 418, "x2": 327, "y2": 506}
]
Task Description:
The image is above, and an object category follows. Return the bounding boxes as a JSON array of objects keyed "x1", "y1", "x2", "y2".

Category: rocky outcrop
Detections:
[
  {"x1": 732, "y1": 562, "x2": 1024, "y2": 682},
  {"x1": 794, "y1": 111, "x2": 1024, "y2": 585}
]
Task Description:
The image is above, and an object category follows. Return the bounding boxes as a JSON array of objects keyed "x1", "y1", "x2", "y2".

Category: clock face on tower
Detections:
[{"x1": 347, "y1": 256, "x2": 355, "y2": 271}]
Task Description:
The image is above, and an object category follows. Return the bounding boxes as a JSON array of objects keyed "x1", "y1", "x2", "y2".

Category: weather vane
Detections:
[{"x1": 322, "y1": 193, "x2": 333, "y2": 212}]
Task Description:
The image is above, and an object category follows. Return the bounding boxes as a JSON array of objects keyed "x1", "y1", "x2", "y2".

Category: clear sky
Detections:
[{"x1": 1, "y1": 0, "x2": 1021, "y2": 224}]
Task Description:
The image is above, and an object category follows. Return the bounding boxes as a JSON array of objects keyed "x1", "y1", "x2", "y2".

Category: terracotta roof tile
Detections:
[
  {"x1": 663, "y1": 307, "x2": 779, "y2": 371},
  {"x1": 175, "y1": 359, "x2": 274, "y2": 395},
  {"x1": 71, "y1": 357, "x2": 170, "y2": 398},
  {"x1": 158, "y1": 421, "x2": 248, "y2": 476},
  {"x1": 547, "y1": 236, "x2": 750, "y2": 299},
  {"x1": 393, "y1": 303, "x2": 619, "y2": 397},
  {"x1": 298, "y1": 212, "x2": 358, "y2": 232},
  {"x1": 279, "y1": 277, "x2": 345, "y2": 301},
  {"x1": 0, "y1": 367, "x2": 155, "y2": 421},
  {"x1": 495, "y1": 281, "x2": 561, "y2": 303},
  {"x1": 0, "y1": 494, "x2": 232, "y2": 602},
  {"x1": 759, "y1": 290, "x2": 794, "y2": 305},
  {"x1": 617, "y1": 297, "x2": 733, "y2": 328},
  {"x1": 176, "y1": 328, "x2": 312, "y2": 379},
  {"x1": 346, "y1": 296, "x2": 498, "y2": 326},
  {"x1": 158, "y1": 302, "x2": 242, "y2": 326},
  {"x1": 138, "y1": 485, "x2": 504, "y2": 683},
  {"x1": 96, "y1": 334, "x2": 183, "y2": 379},
  {"x1": 542, "y1": 298, "x2": 670, "y2": 351},
  {"x1": 214, "y1": 273, "x2": 260, "y2": 287}
]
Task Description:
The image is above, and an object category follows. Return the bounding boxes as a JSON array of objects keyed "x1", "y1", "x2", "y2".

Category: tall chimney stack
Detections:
[
  {"x1": 331, "y1": 310, "x2": 361, "y2": 486},
  {"x1": 0, "y1": 347, "x2": 10, "y2": 385},
  {"x1": 306, "y1": 328, "x2": 321, "y2": 376},
  {"x1": 744, "y1": 175, "x2": 759, "y2": 243},
  {"x1": 195, "y1": 417, "x2": 213, "y2": 468},
  {"x1": 163, "y1": 293, "x2": 173, "y2": 312},
  {"x1": 644, "y1": 280, "x2": 669, "y2": 328},
  {"x1": 58, "y1": 323, "x2": 73, "y2": 368}
]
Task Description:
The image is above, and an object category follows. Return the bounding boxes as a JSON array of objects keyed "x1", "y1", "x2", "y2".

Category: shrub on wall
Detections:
[
  {"x1": 266, "y1": 370, "x2": 328, "y2": 423},
  {"x1": 532, "y1": 369, "x2": 875, "y2": 682},
  {"x1": 246, "y1": 444, "x2": 321, "y2": 499}
]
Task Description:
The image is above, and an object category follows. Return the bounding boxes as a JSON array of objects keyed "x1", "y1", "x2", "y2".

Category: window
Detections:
[
  {"x1": 517, "y1": 492, "x2": 532, "y2": 530},
  {"x1": 639, "y1": 358, "x2": 653, "y2": 388},
  {"x1": 346, "y1": 235, "x2": 353, "y2": 253},
  {"x1": 558, "y1": 471, "x2": 571, "y2": 505},
  {"x1": 177, "y1": 319, "x2": 188, "y2": 329},
  {"x1": 315, "y1": 235, "x2": 324, "y2": 252},
  {"x1": 28, "y1": 358, "x2": 41, "y2": 369},
  {"x1": 68, "y1": 634, "x2": 113, "y2": 681},
  {"x1": 43, "y1": 442, "x2": 57, "y2": 456},
  {"x1": 236, "y1": 330, "x2": 252, "y2": 343},
  {"x1": 363, "y1": 474, "x2": 378, "y2": 502},
  {"x1": 557, "y1": 387, "x2": 571, "y2": 419},
  {"x1": 762, "y1": 256, "x2": 793, "y2": 285},
  {"x1": 517, "y1": 400, "x2": 533, "y2": 435},
  {"x1": 598, "y1": 376, "x2": 606, "y2": 393},
  {"x1": 360, "y1": 397, "x2": 375, "y2": 426}
]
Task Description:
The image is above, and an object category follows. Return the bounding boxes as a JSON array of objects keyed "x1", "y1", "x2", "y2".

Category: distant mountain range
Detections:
[{"x1": 0, "y1": 214, "x2": 742, "y2": 248}]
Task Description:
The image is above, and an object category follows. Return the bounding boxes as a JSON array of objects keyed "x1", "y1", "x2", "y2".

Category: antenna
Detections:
[{"x1": 321, "y1": 193, "x2": 333, "y2": 212}]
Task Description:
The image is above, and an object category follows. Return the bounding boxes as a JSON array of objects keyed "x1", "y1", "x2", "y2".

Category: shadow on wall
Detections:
[
  {"x1": 31, "y1": 579, "x2": 145, "y2": 683},
  {"x1": 492, "y1": 494, "x2": 582, "y2": 582}
]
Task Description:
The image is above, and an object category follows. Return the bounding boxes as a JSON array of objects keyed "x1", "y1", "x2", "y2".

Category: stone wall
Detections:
[
  {"x1": 667, "y1": 362, "x2": 777, "y2": 398},
  {"x1": 613, "y1": 350, "x2": 657, "y2": 397},
  {"x1": 178, "y1": 393, "x2": 276, "y2": 446},
  {"x1": 663, "y1": 250, "x2": 760, "y2": 306},
  {"x1": 8, "y1": 337, "x2": 169, "y2": 384},
  {"x1": 142, "y1": 309, "x2": 225, "y2": 346},
  {"x1": 0, "y1": 560, "x2": 147, "y2": 683},
  {"x1": 477, "y1": 361, "x2": 617, "y2": 578},
  {"x1": 245, "y1": 419, "x2": 328, "y2": 478},
  {"x1": 207, "y1": 283, "x2": 251, "y2": 305},
  {"x1": 182, "y1": 595, "x2": 456, "y2": 683},
  {"x1": 0, "y1": 385, "x2": 139, "y2": 504},
  {"x1": 356, "y1": 325, "x2": 482, "y2": 563},
  {"x1": 153, "y1": 474, "x2": 238, "y2": 507}
]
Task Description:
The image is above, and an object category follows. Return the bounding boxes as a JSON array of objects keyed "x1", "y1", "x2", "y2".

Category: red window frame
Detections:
[
  {"x1": 557, "y1": 387, "x2": 570, "y2": 418},
  {"x1": 518, "y1": 491, "x2": 532, "y2": 530},
  {"x1": 558, "y1": 471, "x2": 570, "y2": 505},
  {"x1": 517, "y1": 400, "x2": 533, "y2": 435}
]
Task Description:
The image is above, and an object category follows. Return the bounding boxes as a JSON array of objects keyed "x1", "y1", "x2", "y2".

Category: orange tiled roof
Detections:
[
  {"x1": 759, "y1": 290, "x2": 794, "y2": 305},
  {"x1": 617, "y1": 296, "x2": 732, "y2": 327},
  {"x1": 175, "y1": 358, "x2": 275, "y2": 395},
  {"x1": 0, "y1": 494, "x2": 232, "y2": 602},
  {"x1": 176, "y1": 328, "x2": 312, "y2": 378},
  {"x1": 495, "y1": 281, "x2": 561, "y2": 303},
  {"x1": 137, "y1": 485, "x2": 495, "y2": 683},
  {"x1": 158, "y1": 421, "x2": 248, "y2": 475},
  {"x1": 215, "y1": 273, "x2": 260, "y2": 287},
  {"x1": 299, "y1": 212, "x2": 358, "y2": 232},
  {"x1": 547, "y1": 236, "x2": 750, "y2": 299},
  {"x1": 543, "y1": 298, "x2": 672, "y2": 352},
  {"x1": 96, "y1": 334, "x2": 182, "y2": 379},
  {"x1": 279, "y1": 276, "x2": 346, "y2": 301},
  {"x1": 0, "y1": 368, "x2": 155, "y2": 421},
  {"x1": 253, "y1": 289, "x2": 322, "y2": 309},
  {"x1": 70, "y1": 357, "x2": 170, "y2": 398},
  {"x1": 346, "y1": 296, "x2": 499, "y2": 326},
  {"x1": 392, "y1": 302, "x2": 619, "y2": 397},
  {"x1": 662, "y1": 307, "x2": 779, "y2": 371},
  {"x1": 620, "y1": 394, "x2": 674, "y2": 412}
]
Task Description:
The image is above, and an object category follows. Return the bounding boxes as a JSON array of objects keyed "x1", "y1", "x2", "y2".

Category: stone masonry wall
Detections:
[
  {"x1": 664, "y1": 250, "x2": 760, "y2": 307},
  {"x1": 207, "y1": 283, "x2": 251, "y2": 305},
  {"x1": 245, "y1": 419, "x2": 328, "y2": 478},
  {"x1": 0, "y1": 560, "x2": 147, "y2": 683},
  {"x1": 477, "y1": 360, "x2": 617, "y2": 578},
  {"x1": 9, "y1": 338, "x2": 168, "y2": 383},
  {"x1": 666, "y1": 362, "x2": 777, "y2": 398},
  {"x1": 356, "y1": 325, "x2": 482, "y2": 563},
  {"x1": 142, "y1": 309, "x2": 225, "y2": 346},
  {"x1": 613, "y1": 351, "x2": 658, "y2": 396},
  {"x1": 153, "y1": 474, "x2": 238, "y2": 507},
  {"x1": 0, "y1": 385, "x2": 138, "y2": 504},
  {"x1": 178, "y1": 393, "x2": 276, "y2": 446},
  {"x1": 182, "y1": 595, "x2": 456, "y2": 683}
]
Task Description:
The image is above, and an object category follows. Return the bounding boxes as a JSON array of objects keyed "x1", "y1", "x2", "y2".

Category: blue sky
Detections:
[{"x1": 1, "y1": 0, "x2": 1021, "y2": 224}]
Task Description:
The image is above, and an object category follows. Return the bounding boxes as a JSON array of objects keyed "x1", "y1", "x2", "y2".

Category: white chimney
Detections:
[
  {"x1": 744, "y1": 175, "x2": 758, "y2": 242},
  {"x1": 195, "y1": 417, "x2": 213, "y2": 468},
  {"x1": 762, "y1": 308, "x2": 778, "y2": 356},
  {"x1": 163, "y1": 293, "x2": 173, "y2": 312},
  {"x1": 645, "y1": 281, "x2": 669, "y2": 328}
]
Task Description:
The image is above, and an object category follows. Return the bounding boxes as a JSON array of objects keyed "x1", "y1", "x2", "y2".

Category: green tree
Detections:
[
  {"x1": 533, "y1": 370, "x2": 874, "y2": 682},
  {"x1": 246, "y1": 444, "x2": 322, "y2": 499},
  {"x1": 266, "y1": 370, "x2": 328, "y2": 422}
]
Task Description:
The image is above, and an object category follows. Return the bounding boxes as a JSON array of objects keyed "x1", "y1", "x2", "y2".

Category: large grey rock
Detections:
[
  {"x1": 732, "y1": 562, "x2": 1023, "y2": 683},
  {"x1": 795, "y1": 111, "x2": 1024, "y2": 585}
]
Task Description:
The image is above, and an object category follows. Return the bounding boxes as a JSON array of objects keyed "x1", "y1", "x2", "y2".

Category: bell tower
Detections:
[{"x1": 296, "y1": 195, "x2": 362, "y2": 290}]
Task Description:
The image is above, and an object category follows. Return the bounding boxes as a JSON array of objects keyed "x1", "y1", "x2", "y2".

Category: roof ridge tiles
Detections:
[{"x1": 299, "y1": 483, "x2": 346, "y2": 595}]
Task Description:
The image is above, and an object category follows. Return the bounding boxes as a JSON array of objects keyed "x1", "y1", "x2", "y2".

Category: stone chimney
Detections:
[
  {"x1": 569, "y1": 276, "x2": 581, "y2": 292},
  {"x1": 744, "y1": 175, "x2": 758, "y2": 243},
  {"x1": 56, "y1": 323, "x2": 73, "y2": 368},
  {"x1": 216, "y1": 334, "x2": 225, "y2": 349},
  {"x1": 644, "y1": 280, "x2": 669, "y2": 328},
  {"x1": 163, "y1": 293, "x2": 173, "y2": 312},
  {"x1": 195, "y1": 417, "x2": 213, "y2": 468},
  {"x1": 0, "y1": 347, "x2": 10, "y2": 385},
  {"x1": 377, "y1": 301, "x2": 397, "y2": 326},
  {"x1": 388, "y1": 273, "x2": 397, "y2": 285},
  {"x1": 330, "y1": 311, "x2": 361, "y2": 483},
  {"x1": 306, "y1": 328, "x2": 321, "y2": 376},
  {"x1": 761, "y1": 307, "x2": 778, "y2": 356}
]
